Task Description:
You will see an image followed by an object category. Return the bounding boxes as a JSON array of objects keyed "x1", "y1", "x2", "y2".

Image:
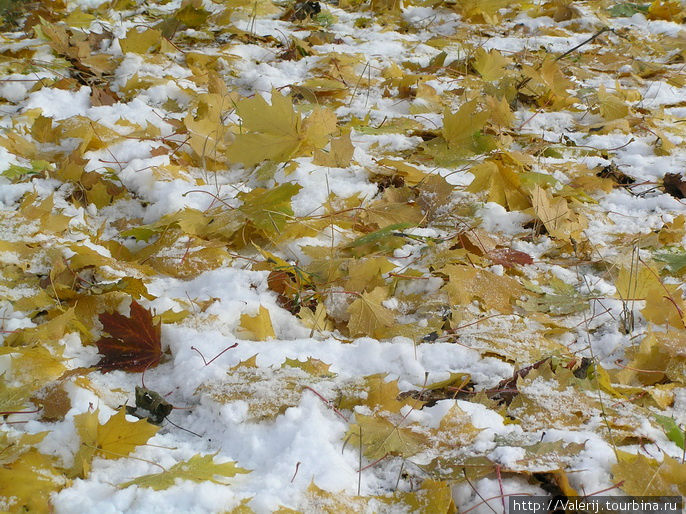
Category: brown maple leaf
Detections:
[
  {"x1": 663, "y1": 172, "x2": 686, "y2": 199},
  {"x1": 96, "y1": 300, "x2": 162, "y2": 373},
  {"x1": 489, "y1": 247, "x2": 534, "y2": 267}
]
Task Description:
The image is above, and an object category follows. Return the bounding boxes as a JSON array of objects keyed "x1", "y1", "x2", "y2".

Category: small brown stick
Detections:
[
  {"x1": 191, "y1": 343, "x2": 239, "y2": 367},
  {"x1": 290, "y1": 461, "x2": 301, "y2": 483},
  {"x1": 357, "y1": 452, "x2": 388, "y2": 472},
  {"x1": 302, "y1": 386, "x2": 348, "y2": 422}
]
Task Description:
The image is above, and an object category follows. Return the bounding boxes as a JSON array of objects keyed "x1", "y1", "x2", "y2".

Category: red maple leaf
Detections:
[
  {"x1": 95, "y1": 300, "x2": 162, "y2": 373},
  {"x1": 489, "y1": 247, "x2": 534, "y2": 268}
]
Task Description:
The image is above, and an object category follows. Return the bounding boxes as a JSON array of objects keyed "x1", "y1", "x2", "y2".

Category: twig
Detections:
[
  {"x1": 164, "y1": 417, "x2": 202, "y2": 437},
  {"x1": 517, "y1": 27, "x2": 611, "y2": 91},
  {"x1": 357, "y1": 452, "x2": 388, "y2": 472},
  {"x1": 463, "y1": 468, "x2": 498, "y2": 514},
  {"x1": 555, "y1": 27, "x2": 611, "y2": 62},
  {"x1": 291, "y1": 461, "x2": 301, "y2": 483},
  {"x1": 191, "y1": 343, "x2": 239, "y2": 367},
  {"x1": 357, "y1": 426, "x2": 362, "y2": 495},
  {"x1": 302, "y1": 386, "x2": 348, "y2": 422}
]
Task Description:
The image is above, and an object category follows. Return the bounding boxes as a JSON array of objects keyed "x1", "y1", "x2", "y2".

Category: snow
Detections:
[{"x1": 25, "y1": 86, "x2": 92, "y2": 119}]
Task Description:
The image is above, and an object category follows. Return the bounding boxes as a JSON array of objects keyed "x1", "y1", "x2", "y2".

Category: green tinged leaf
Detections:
[
  {"x1": 227, "y1": 90, "x2": 302, "y2": 167},
  {"x1": 120, "y1": 454, "x2": 250, "y2": 490},
  {"x1": 655, "y1": 251, "x2": 686, "y2": 274},
  {"x1": 345, "y1": 222, "x2": 413, "y2": 249},
  {"x1": 608, "y1": 3, "x2": 649, "y2": 17},
  {"x1": 121, "y1": 226, "x2": 159, "y2": 242},
  {"x1": 239, "y1": 182, "x2": 302, "y2": 234},
  {"x1": 2, "y1": 160, "x2": 51, "y2": 180},
  {"x1": 654, "y1": 415, "x2": 685, "y2": 450}
]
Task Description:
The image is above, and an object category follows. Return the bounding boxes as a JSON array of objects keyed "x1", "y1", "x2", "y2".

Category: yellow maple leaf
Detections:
[
  {"x1": 71, "y1": 408, "x2": 159, "y2": 478},
  {"x1": 0, "y1": 345, "x2": 65, "y2": 384},
  {"x1": 227, "y1": 90, "x2": 301, "y2": 166},
  {"x1": 344, "y1": 257, "x2": 395, "y2": 294},
  {"x1": 0, "y1": 450, "x2": 66, "y2": 512},
  {"x1": 393, "y1": 479, "x2": 457, "y2": 514},
  {"x1": 183, "y1": 93, "x2": 237, "y2": 158},
  {"x1": 119, "y1": 27, "x2": 162, "y2": 54},
  {"x1": 5, "y1": 308, "x2": 88, "y2": 348},
  {"x1": 531, "y1": 185, "x2": 586, "y2": 240},
  {"x1": 442, "y1": 100, "x2": 489, "y2": 155},
  {"x1": 347, "y1": 413, "x2": 428, "y2": 460},
  {"x1": 361, "y1": 187, "x2": 424, "y2": 229},
  {"x1": 647, "y1": 0, "x2": 685, "y2": 21},
  {"x1": 237, "y1": 305, "x2": 276, "y2": 340},
  {"x1": 597, "y1": 84, "x2": 629, "y2": 121},
  {"x1": 19, "y1": 192, "x2": 70, "y2": 234},
  {"x1": 484, "y1": 96, "x2": 514, "y2": 132},
  {"x1": 64, "y1": 8, "x2": 95, "y2": 28},
  {"x1": 227, "y1": 90, "x2": 336, "y2": 167},
  {"x1": 300, "y1": 480, "x2": 456, "y2": 513},
  {"x1": 297, "y1": 304, "x2": 334, "y2": 334},
  {"x1": 472, "y1": 48, "x2": 510, "y2": 82},
  {"x1": 120, "y1": 453, "x2": 250, "y2": 490},
  {"x1": 282, "y1": 357, "x2": 334, "y2": 377},
  {"x1": 456, "y1": 0, "x2": 509, "y2": 24},
  {"x1": 521, "y1": 58, "x2": 576, "y2": 109},
  {"x1": 301, "y1": 107, "x2": 337, "y2": 149},
  {"x1": 339, "y1": 374, "x2": 421, "y2": 413},
  {"x1": 612, "y1": 451, "x2": 686, "y2": 495},
  {"x1": 443, "y1": 264, "x2": 524, "y2": 313},
  {"x1": 410, "y1": 82, "x2": 443, "y2": 114},
  {"x1": 375, "y1": 158, "x2": 426, "y2": 186},
  {"x1": 313, "y1": 132, "x2": 355, "y2": 167},
  {"x1": 614, "y1": 263, "x2": 659, "y2": 300},
  {"x1": 347, "y1": 287, "x2": 395, "y2": 338},
  {"x1": 467, "y1": 159, "x2": 530, "y2": 211},
  {"x1": 616, "y1": 332, "x2": 671, "y2": 386},
  {"x1": 642, "y1": 283, "x2": 686, "y2": 329}
]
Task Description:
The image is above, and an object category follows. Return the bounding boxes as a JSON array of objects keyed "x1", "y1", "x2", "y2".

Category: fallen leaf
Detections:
[
  {"x1": 347, "y1": 287, "x2": 395, "y2": 338},
  {"x1": 95, "y1": 300, "x2": 162, "y2": 373},
  {"x1": 119, "y1": 27, "x2": 161, "y2": 54},
  {"x1": 0, "y1": 450, "x2": 66, "y2": 512},
  {"x1": 31, "y1": 381, "x2": 71, "y2": 422},
  {"x1": 531, "y1": 185, "x2": 586, "y2": 240},
  {"x1": 347, "y1": 413, "x2": 428, "y2": 460},
  {"x1": 237, "y1": 305, "x2": 275, "y2": 340},
  {"x1": 71, "y1": 408, "x2": 159, "y2": 478},
  {"x1": 313, "y1": 131, "x2": 354, "y2": 167},
  {"x1": 442, "y1": 100, "x2": 489, "y2": 155},
  {"x1": 467, "y1": 159, "x2": 530, "y2": 211},
  {"x1": 612, "y1": 451, "x2": 686, "y2": 495},
  {"x1": 443, "y1": 264, "x2": 524, "y2": 313},
  {"x1": 472, "y1": 47, "x2": 510, "y2": 82},
  {"x1": 227, "y1": 90, "x2": 331, "y2": 167},
  {"x1": 663, "y1": 172, "x2": 686, "y2": 199},
  {"x1": 120, "y1": 453, "x2": 249, "y2": 490}
]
